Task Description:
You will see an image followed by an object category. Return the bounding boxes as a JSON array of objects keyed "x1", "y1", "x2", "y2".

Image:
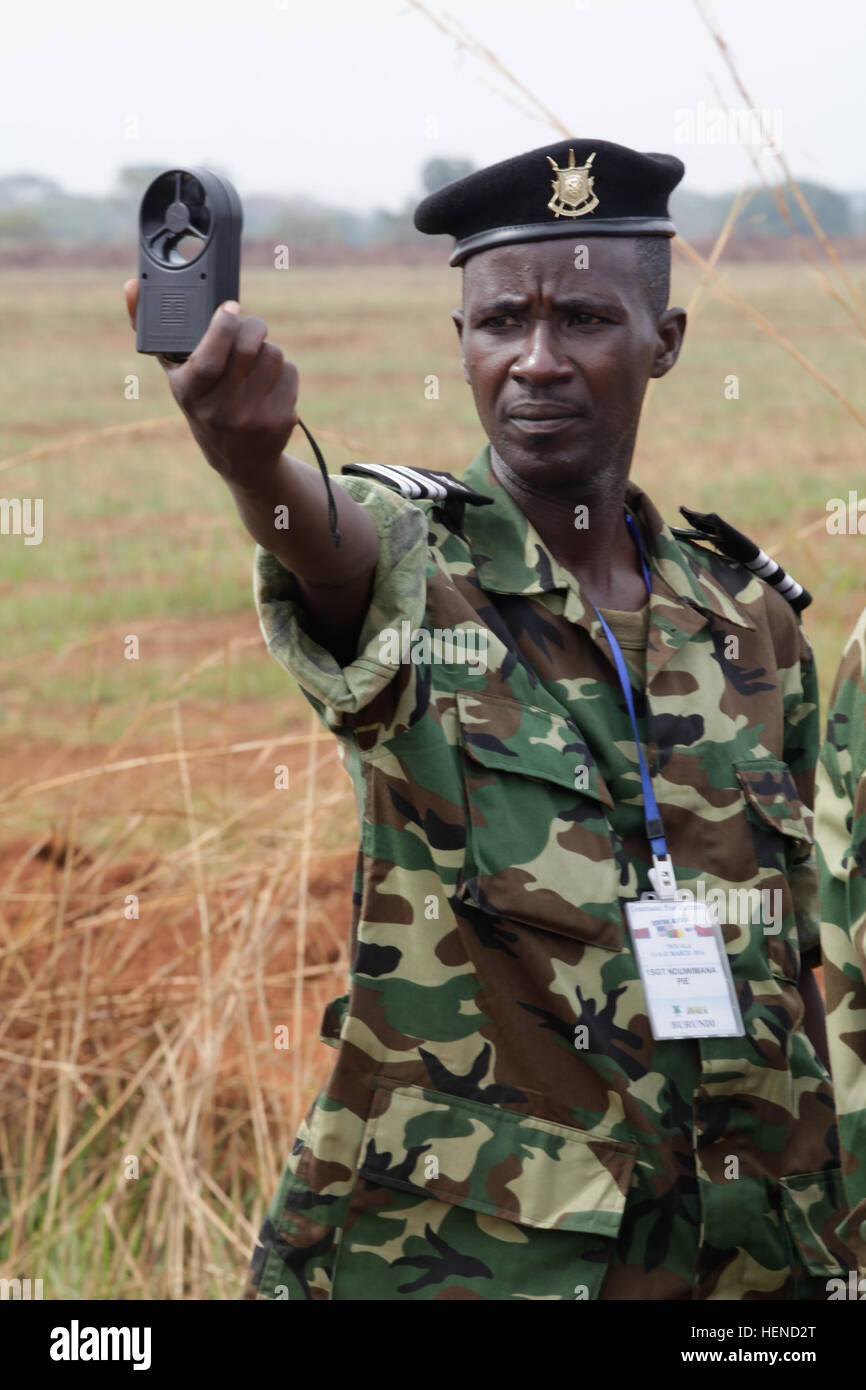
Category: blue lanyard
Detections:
[{"x1": 592, "y1": 513, "x2": 676, "y2": 898}]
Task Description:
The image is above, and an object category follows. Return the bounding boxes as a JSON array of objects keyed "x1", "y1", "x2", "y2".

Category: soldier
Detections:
[
  {"x1": 125, "y1": 137, "x2": 855, "y2": 1299},
  {"x1": 816, "y1": 611, "x2": 866, "y2": 1276}
]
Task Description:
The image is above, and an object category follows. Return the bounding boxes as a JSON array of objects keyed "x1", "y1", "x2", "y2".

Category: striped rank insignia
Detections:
[
  {"x1": 675, "y1": 506, "x2": 812, "y2": 613},
  {"x1": 341, "y1": 462, "x2": 494, "y2": 533}
]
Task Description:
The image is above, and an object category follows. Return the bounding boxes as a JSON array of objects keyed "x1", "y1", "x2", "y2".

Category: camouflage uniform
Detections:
[
  {"x1": 245, "y1": 444, "x2": 854, "y2": 1300},
  {"x1": 816, "y1": 608, "x2": 866, "y2": 1273}
]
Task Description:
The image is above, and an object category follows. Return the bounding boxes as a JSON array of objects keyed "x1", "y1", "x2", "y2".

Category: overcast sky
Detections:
[{"x1": 2, "y1": 0, "x2": 863, "y2": 208}]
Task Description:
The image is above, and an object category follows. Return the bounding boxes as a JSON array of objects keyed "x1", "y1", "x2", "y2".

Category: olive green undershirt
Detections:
[{"x1": 597, "y1": 603, "x2": 650, "y2": 687}]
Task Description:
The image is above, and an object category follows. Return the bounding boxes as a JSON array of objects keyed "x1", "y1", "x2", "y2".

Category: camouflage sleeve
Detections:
[
  {"x1": 782, "y1": 621, "x2": 821, "y2": 955},
  {"x1": 817, "y1": 608, "x2": 866, "y2": 1261},
  {"x1": 253, "y1": 474, "x2": 430, "y2": 744}
]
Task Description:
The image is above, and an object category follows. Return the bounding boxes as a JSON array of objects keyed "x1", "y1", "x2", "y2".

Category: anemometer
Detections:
[
  {"x1": 135, "y1": 165, "x2": 342, "y2": 547},
  {"x1": 136, "y1": 167, "x2": 242, "y2": 361}
]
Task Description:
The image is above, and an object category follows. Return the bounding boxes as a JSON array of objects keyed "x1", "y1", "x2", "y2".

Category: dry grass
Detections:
[{"x1": 0, "y1": 677, "x2": 354, "y2": 1298}]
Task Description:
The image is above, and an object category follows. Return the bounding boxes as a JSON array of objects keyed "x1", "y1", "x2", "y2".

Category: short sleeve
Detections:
[{"x1": 253, "y1": 474, "x2": 429, "y2": 739}]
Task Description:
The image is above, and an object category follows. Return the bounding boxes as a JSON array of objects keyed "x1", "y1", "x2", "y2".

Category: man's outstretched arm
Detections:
[{"x1": 124, "y1": 281, "x2": 378, "y2": 665}]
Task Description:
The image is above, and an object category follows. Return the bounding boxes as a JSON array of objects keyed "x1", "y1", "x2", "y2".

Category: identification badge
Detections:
[{"x1": 624, "y1": 896, "x2": 744, "y2": 1040}]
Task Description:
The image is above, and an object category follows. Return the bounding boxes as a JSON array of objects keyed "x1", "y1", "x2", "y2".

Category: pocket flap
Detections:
[
  {"x1": 358, "y1": 1080, "x2": 636, "y2": 1237},
  {"x1": 735, "y1": 760, "x2": 814, "y2": 843},
  {"x1": 780, "y1": 1168, "x2": 853, "y2": 1275},
  {"x1": 456, "y1": 689, "x2": 614, "y2": 809}
]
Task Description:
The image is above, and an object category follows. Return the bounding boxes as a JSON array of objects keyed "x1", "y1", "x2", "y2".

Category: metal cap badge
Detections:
[{"x1": 546, "y1": 149, "x2": 599, "y2": 218}]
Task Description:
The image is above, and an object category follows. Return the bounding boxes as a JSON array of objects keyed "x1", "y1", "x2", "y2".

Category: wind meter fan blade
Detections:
[
  {"x1": 136, "y1": 166, "x2": 243, "y2": 362},
  {"x1": 141, "y1": 170, "x2": 211, "y2": 267}
]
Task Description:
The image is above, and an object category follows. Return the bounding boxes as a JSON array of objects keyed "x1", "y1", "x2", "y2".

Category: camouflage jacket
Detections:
[
  {"x1": 817, "y1": 608, "x2": 866, "y2": 1273},
  {"x1": 246, "y1": 444, "x2": 853, "y2": 1301}
]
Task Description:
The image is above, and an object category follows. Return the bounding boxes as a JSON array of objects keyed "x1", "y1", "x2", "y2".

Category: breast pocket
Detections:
[
  {"x1": 735, "y1": 760, "x2": 814, "y2": 855},
  {"x1": 454, "y1": 689, "x2": 624, "y2": 951}
]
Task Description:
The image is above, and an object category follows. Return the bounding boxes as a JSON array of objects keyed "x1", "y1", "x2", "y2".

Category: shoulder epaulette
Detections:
[
  {"x1": 341, "y1": 462, "x2": 493, "y2": 533},
  {"x1": 673, "y1": 506, "x2": 812, "y2": 613}
]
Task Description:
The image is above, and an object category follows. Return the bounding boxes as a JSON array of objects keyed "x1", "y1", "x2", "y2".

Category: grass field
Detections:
[{"x1": 1, "y1": 256, "x2": 865, "y2": 1299}]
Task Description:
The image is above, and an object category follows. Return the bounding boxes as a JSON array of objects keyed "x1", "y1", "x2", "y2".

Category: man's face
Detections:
[{"x1": 452, "y1": 237, "x2": 686, "y2": 492}]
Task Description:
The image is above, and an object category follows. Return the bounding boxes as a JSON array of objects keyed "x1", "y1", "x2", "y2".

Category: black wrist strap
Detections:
[{"x1": 296, "y1": 418, "x2": 341, "y2": 548}]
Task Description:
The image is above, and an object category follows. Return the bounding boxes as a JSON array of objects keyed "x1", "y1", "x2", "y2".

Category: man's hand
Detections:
[{"x1": 124, "y1": 279, "x2": 298, "y2": 489}]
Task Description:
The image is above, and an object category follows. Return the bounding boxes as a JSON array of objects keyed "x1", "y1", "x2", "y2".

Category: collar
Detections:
[{"x1": 460, "y1": 443, "x2": 754, "y2": 633}]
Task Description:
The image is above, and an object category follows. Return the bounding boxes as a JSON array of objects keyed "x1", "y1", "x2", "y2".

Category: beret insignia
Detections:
[{"x1": 546, "y1": 149, "x2": 599, "y2": 219}]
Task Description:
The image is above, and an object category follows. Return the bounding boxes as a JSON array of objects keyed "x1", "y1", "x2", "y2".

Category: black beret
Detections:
[{"x1": 414, "y1": 137, "x2": 685, "y2": 266}]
